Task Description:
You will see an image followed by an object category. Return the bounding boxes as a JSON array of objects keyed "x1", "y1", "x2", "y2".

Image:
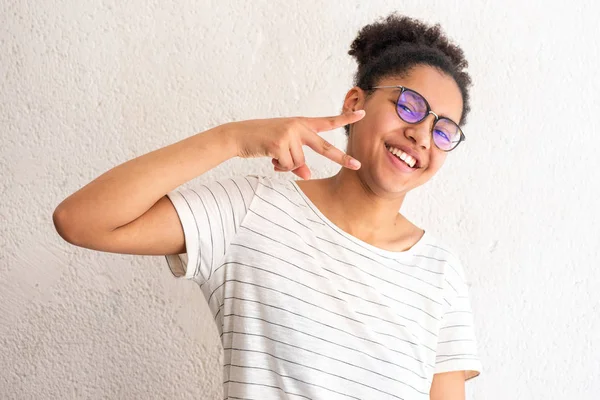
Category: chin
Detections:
[{"x1": 364, "y1": 169, "x2": 418, "y2": 197}]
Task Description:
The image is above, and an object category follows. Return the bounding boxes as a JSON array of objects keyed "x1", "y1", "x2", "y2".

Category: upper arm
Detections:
[
  {"x1": 56, "y1": 194, "x2": 187, "y2": 256},
  {"x1": 430, "y1": 371, "x2": 466, "y2": 400}
]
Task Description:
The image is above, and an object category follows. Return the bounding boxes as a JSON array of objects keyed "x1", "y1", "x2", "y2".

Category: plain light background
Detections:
[{"x1": 2, "y1": 0, "x2": 599, "y2": 399}]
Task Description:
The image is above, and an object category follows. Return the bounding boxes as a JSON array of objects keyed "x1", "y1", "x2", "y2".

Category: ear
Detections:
[{"x1": 341, "y1": 86, "x2": 365, "y2": 114}]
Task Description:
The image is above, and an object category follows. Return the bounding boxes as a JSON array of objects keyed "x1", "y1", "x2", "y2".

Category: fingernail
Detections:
[
  {"x1": 349, "y1": 159, "x2": 361, "y2": 169},
  {"x1": 353, "y1": 110, "x2": 365, "y2": 116}
]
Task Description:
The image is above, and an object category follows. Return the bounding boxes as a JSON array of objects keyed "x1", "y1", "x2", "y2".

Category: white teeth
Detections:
[{"x1": 386, "y1": 145, "x2": 417, "y2": 168}]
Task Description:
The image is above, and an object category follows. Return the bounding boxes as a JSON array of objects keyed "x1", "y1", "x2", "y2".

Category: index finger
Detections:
[
  {"x1": 302, "y1": 132, "x2": 361, "y2": 170},
  {"x1": 302, "y1": 110, "x2": 366, "y2": 133}
]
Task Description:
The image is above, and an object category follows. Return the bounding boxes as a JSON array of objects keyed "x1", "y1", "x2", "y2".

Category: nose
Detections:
[{"x1": 405, "y1": 113, "x2": 436, "y2": 150}]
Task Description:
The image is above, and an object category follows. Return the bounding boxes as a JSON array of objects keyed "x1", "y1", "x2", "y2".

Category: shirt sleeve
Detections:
[
  {"x1": 164, "y1": 175, "x2": 259, "y2": 285},
  {"x1": 434, "y1": 257, "x2": 483, "y2": 380}
]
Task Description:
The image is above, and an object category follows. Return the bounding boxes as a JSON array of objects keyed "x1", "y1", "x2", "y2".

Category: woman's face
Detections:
[{"x1": 344, "y1": 65, "x2": 464, "y2": 198}]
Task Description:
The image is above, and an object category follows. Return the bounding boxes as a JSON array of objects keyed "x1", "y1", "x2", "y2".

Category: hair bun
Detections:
[{"x1": 349, "y1": 14, "x2": 462, "y2": 68}]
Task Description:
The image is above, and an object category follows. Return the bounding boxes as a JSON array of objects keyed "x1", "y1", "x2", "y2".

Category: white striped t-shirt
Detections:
[{"x1": 165, "y1": 175, "x2": 482, "y2": 400}]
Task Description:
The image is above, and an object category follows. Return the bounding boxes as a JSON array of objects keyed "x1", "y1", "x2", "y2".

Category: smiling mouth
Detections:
[{"x1": 385, "y1": 144, "x2": 419, "y2": 169}]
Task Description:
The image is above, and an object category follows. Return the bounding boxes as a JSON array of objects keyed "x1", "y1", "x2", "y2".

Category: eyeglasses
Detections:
[{"x1": 369, "y1": 85, "x2": 466, "y2": 152}]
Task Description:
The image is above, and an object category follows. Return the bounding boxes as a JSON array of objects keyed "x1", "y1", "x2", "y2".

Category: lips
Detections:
[{"x1": 384, "y1": 142, "x2": 423, "y2": 169}]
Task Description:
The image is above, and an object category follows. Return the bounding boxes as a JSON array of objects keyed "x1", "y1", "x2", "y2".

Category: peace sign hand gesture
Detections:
[{"x1": 229, "y1": 110, "x2": 365, "y2": 180}]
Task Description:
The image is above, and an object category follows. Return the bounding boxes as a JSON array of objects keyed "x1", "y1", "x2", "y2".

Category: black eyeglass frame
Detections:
[{"x1": 369, "y1": 85, "x2": 466, "y2": 152}]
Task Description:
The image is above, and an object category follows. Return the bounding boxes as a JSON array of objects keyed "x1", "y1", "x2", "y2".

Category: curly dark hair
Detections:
[{"x1": 344, "y1": 13, "x2": 472, "y2": 135}]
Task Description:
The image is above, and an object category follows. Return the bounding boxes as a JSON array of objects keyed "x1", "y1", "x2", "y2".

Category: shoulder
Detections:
[
  {"x1": 249, "y1": 175, "x2": 301, "y2": 195},
  {"x1": 217, "y1": 174, "x2": 281, "y2": 194},
  {"x1": 235, "y1": 175, "x2": 306, "y2": 210},
  {"x1": 419, "y1": 231, "x2": 468, "y2": 280}
]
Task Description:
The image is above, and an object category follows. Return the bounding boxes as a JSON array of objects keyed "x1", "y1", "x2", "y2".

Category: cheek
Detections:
[
  {"x1": 427, "y1": 152, "x2": 447, "y2": 173},
  {"x1": 353, "y1": 108, "x2": 397, "y2": 141},
  {"x1": 369, "y1": 107, "x2": 398, "y2": 129}
]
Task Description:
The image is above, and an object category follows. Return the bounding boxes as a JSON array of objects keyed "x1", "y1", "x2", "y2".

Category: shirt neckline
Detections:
[{"x1": 289, "y1": 179, "x2": 429, "y2": 258}]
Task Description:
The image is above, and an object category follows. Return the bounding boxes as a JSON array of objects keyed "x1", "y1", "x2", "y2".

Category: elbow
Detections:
[{"x1": 52, "y1": 203, "x2": 79, "y2": 245}]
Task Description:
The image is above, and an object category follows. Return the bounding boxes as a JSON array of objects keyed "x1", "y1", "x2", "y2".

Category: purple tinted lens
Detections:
[
  {"x1": 397, "y1": 90, "x2": 428, "y2": 123},
  {"x1": 433, "y1": 118, "x2": 461, "y2": 151}
]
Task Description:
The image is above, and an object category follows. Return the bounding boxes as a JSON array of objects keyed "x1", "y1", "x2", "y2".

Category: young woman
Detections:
[{"x1": 54, "y1": 13, "x2": 482, "y2": 400}]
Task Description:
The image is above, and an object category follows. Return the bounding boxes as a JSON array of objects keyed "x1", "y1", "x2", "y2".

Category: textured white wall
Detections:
[{"x1": 2, "y1": 0, "x2": 599, "y2": 399}]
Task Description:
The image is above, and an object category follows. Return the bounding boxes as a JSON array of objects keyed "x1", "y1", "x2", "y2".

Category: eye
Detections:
[
  {"x1": 398, "y1": 103, "x2": 415, "y2": 115},
  {"x1": 434, "y1": 129, "x2": 450, "y2": 142}
]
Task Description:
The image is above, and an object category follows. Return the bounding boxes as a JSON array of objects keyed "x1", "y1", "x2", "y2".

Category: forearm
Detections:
[
  {"x1": 429, "y1": 371, "x2": 466, "y2": 400},
  {"x1": 54, "y1": 123, "x2": 237, "y2": 236}
]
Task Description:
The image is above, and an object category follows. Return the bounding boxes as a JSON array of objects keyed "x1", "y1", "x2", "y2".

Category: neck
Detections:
[{"x1": 319, "y1": 168, "x2": 408, "y2": 238}]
